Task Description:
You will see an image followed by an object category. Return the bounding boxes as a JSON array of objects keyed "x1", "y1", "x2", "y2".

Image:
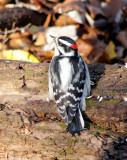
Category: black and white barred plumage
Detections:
[{"x1": 49, "y1": 36, "x2": 91, "y2": 135}]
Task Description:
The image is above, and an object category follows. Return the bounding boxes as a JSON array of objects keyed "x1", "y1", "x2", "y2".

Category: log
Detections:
[
  {"x1": 0, "y1": 103, "x2": 126, "y2": 160},
  {"x1": 0, "y1": 7, "x2": 46, "y2": 30},
  {"x1": 0, "y1": 60, "x2": 127, "y2": 160},
  {"x1": 0, "y1": 60, "x2": 126, "y2": 135}
]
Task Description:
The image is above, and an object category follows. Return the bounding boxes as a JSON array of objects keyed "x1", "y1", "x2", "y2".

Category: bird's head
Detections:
[{"x1": 50, "y1": 35, "x2": 78, "y2": 57}]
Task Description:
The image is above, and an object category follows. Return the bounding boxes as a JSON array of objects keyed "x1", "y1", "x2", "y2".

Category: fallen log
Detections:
[
  {"x1": 0, "y1": 7, "x2": 46, "y2": 30},
  {"x1": 0, "y1": 103, "x2": 126, "y2": 160},
  {"x1": 0, "y1": 60, "x2": 126, "y2": 134}
]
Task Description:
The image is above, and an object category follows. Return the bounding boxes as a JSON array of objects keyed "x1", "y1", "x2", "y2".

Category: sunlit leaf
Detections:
[
  {"x1": 2, "y1": 49, "x2": 40, "y2": 63},
  {"x1": 105, "y1": 41, "x2": 117, "y2": 60}
]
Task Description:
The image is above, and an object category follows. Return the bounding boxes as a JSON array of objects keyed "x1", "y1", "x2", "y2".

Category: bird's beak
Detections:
[{"x1": 50, "y1": 35, "x2": 56, "y2": 40}]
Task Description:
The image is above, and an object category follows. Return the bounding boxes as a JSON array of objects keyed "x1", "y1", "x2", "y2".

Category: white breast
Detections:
[{"x1": 59, "y1": 58, "x2": 73, "y2": 91}]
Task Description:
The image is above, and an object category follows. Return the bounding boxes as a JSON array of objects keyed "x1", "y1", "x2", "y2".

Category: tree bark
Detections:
[{"x1": 0, "y1": 60, "x2": 126, "y2": 134}]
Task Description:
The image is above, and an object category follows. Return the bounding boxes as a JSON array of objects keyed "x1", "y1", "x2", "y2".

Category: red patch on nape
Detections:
[{"x1": 70, "y1": 44, "x2": 77, "y2": 49}]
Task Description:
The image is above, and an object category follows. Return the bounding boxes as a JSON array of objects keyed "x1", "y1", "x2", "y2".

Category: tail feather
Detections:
[{"x1": 68, "y1": 108, "x2": 84, "y2": 136}]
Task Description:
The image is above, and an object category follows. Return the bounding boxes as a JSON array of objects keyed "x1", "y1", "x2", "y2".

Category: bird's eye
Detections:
[{"x1": 58, "y1": 41, "x2": 62, "y2": 46}]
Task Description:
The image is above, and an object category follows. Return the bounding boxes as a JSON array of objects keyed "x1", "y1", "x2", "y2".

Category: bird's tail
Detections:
[{"x1": 68, "y1": 107, "x2": 84, "y2": 136}]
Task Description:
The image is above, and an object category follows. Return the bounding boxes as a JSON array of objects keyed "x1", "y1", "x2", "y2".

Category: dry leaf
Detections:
[
  {"x1": 83, "y1": 27, "x2": 104, "y2": 39},
  {"x1": 104, "y1": 41, "x2": 117, "y2": 59},
  {"x1": 8, "y1": 31, "x2": 31, "y2": 39},
  {"x1": 66, "y1": 10, "x2": 84, "y2": 24},
  {"x1": 86, "y1": 4, "x2": 105, "y2": 19},
  {"x1": 99, "y1": 41, "x2": 117, "y2": 63},
  {"x1": 102, "y1": 0, "x2": 121, "y2": 20},
  {"x1": 76, "y1": 38, "x2": 94, "y2": 56},
  {"x1": 34, "y1": 32, "x2": 46, "y2": 46},
  {"x1": 2, "y1": 49, "x2": 40, "y2": 63},
  {"x1": 0, "y1": 0, "x2": 11, "y2": 5},
  {"x1": 89, "y1": 0, "x2": 100, "y2": 7},
  {"x1": 116, "y1": 31, "x2": 127, "y2": 49},
  {"x1": 54, "y1": 0, "x2": 86, "y2": 14},
  {"x1": 9, "y1": 38, "x2": 32, "y2": 50},
  {"x1": 55, "y1": 14, "x2": 77, "y2": 26},
  {"x1": 87, "y1": 41, "x2": 105, "y2": 63},
  {"x1": 115, "y1": 46, "x2": 124, "y2": 58},
  {"x1": 39, "y1": 50, "x2": 54, "y2": 59}
]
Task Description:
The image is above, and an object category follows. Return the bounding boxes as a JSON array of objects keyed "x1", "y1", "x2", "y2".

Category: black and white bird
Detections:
[{"x1": 49, "y1": 35, "x2": 91, "y2": 135}]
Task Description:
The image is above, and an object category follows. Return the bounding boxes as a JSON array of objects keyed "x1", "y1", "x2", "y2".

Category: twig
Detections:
[
  {"x1": 1, "y1": 23, "x2": 31, "y2": 59},
  {"x1": 6, "y1": 23, "x2": 31, "y2": 34}
]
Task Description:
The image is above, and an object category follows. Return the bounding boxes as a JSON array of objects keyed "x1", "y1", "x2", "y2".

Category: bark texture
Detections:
[
  {"x1": 0, "y1": 60, "x2": 126, "y2": 160},
  {"x1": 0, "y1": 60, "x2": 126, "y2": 133}
]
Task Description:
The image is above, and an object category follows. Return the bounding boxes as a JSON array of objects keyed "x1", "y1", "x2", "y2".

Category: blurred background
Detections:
[{"x1": 0, "y1": 0, "x2": 127, "y2": 64}]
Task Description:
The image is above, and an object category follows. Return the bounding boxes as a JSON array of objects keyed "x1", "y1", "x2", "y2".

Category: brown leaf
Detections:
[
  {"x1": 87, "y1": 41, "x2": 105, "y2": 63},
  {"x1": 104, "y1": 41, "x2": 117, "y2": 59},
  {"x1": 0, "y1": 0, "x2": 11, "y2": 5},
  {"x1": 88, "y1": 0, "x2": 100, "y2": 7},
  {"x1": 9, "y1": 38, "x2": 32, "y2": 50},
  {"x1": 76, "y1": 38, "x2": 94, "y2": 56},
  {"x1": 83, "y1": 27, "x2": 104, "y2": 39},
  {"x1": 102, "y1": 0, "x2": 121, "y2": 20},
  {"x1": 8, "y1": 32, "x2": 31, "y2": 39},
  {"x1": 39, "y1": 50, "x2": 54, "y2": 59},
  {"x1": 98, "y1": 41, "x2": 117, "y2": 63},
  {"x1": 86, "y1": 4, "x2": 105, "y2": 19},
  {"x1": 55, "y1": 14, "x2": 77, "y2": 26},
  {"x1": 54, "y1": 0, "x2": 86, "y2": 14},
  {"x1": 116, "y1": 31, "x2": 127, "y2": 49},
  {"x1": 34, "y1": 32, "x2": 46, "y2": 46}
]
